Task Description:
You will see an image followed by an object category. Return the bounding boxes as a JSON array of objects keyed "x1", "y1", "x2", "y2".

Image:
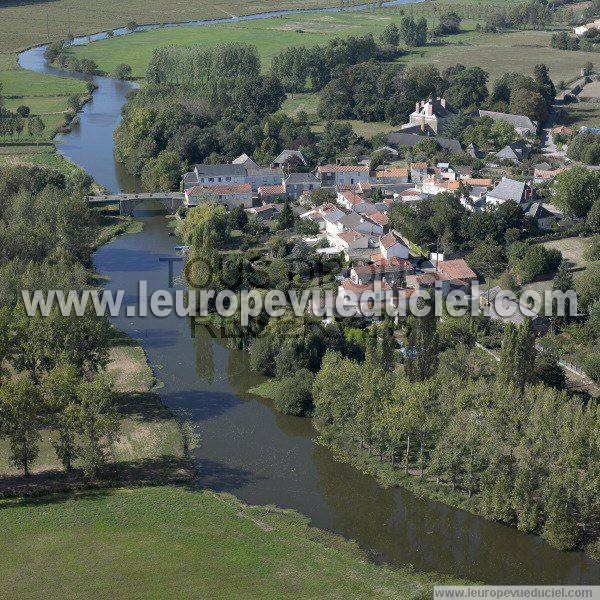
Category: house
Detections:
[
  {"x1": 526, "y1": 202, "x2": 562, "y2": 230},
  {"x1": 373, "y1": 167, "x2": 409, "y2": 184},
  {"x1": 379, "y1": 232, "x2": 409, "y2": 260},
  {"x1": 184, "y1": 183, "x2": 253, "y2": 209},
  {"x1": 317, "y1": 164, "x2": 370, "y2": 187},
  {"x1": 573, "y1": 19, "x2": 600, "y2": 35},
  {"x1": 405, "y1": 272, "x2": 452, "y2": 295},
  {"x1": 258, "y1": 184, "x2": 286, "y2": 203},
  {"x1": 486, "y1": 177, "x2": 534, "y2": 207},
  {"x1": 551, "y1": 125, "x2": 574, "y2": 137},
  {"x1": 350, "y1": 257, "x2": 414, "y2": 287},
  {"x1": 422, "y1": 176, "x2": 460, "y2": 196},
  {"x1": 364, "y1": 211, "x2": 390, "y2": 234},
  {"x1": 533, "y1": 164, "x2": 565, "y2": 183},
  {"x1": 324, "y1": 211, "x2": 382, "y2": 237},
  {"x1": 271, "y1": 149, "x2": 307, "y2": 169},
  {"x1": 247, "y1": 203, "x2": 282, "y2": 221},
  {"x1": 284, "y1": 172, "x2": 321, "y2": 200},
  {"x1": 185, "y1": 163, "x2": 247, "y2": 188},
  {"x1": 394, "y1": 188, "x2": 425, "y2": 203},
  {"x1": 336, "y1": 190, "x2": 370, "y2": 212},
  {"x1": 232, "y1": 153, "x2": 259, "y2": 169},
  {"x1": 404, "y1": 96, "x2": 457, "y2": 134},
  {"x1": 374, "y1": 145, "x2": 399, "y2": 159},
  {"x1": 478, "y1": 110, "x2": 538, "y2": 137},
  {"x1": 437, "y1": 259, "x2": 478, "y2": 288},
  {"x1": 386, "y1": 132, "x2": 463, "y2": 154},
  {"x1": 409, "y1": 162, "x2": 430, "y2": 184},
  {"x1": 494, "y1": 139, "x2": 531, "y2": 162},
  {"x1": 329, "y1": 230, "x2": 370, "y2": 253},
  {"x1": 338, "y1": 278, "x2": 393, "y2": 311},
  {"x1": 245, "y1": 167, "x2": 284, "y2": 192},
  {"x1": 300, "y1": 203, "x2": 344, "y2": 231}
]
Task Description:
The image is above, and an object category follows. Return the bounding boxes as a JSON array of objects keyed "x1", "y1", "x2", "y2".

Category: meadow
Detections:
[
  {"x1": 0, "y1": 485, "x2": 466, "y2": 599},
  {"x1": 64, "y1": 5, "x2": 599, "y2": 139},
  {"x1": 68, "y1": 8, "x2": 597, "y2": 84}
]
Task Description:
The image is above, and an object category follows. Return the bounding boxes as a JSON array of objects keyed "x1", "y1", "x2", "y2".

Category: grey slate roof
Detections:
[
  {"x1": 193, "y1": 163, "x2": 247, "y2": 178},
  {"x1": 495, "y1": 139, "x2": 530, "y2": 161},
  {"x1": 479, "y1": 110, "x2": 538, "y2": 132},
  {"x1": 285, "y1": 172, "x2": 320, "y2": 184},
  {"x1": 527, "y1": 202, "x2": 554, "y2": 219},
  {"x1": 488, "y1": 177, "x2": 527, "y2": 202},
  {"x1": 386, "y1": 132, "x2": 462, "y2": 153},
  {"x1": 272, "y1": 149, "x2": 307, "y2": 166}
]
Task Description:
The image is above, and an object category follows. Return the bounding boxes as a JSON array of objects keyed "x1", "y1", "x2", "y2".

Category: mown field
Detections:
[{"x1": 0, "y1": 485, "x2": 466, "y2": 599}]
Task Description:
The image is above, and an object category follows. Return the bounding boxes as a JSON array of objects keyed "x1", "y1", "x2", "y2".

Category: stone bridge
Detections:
[{"x1": 86, "y1": 192, "x2": 184, "y2": 215}]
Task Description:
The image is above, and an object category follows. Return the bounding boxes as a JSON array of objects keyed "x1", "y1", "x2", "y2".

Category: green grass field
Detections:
[
  {"x1": 0, "y1": 0, "x2": 373, "y2": 53},
  {"x1": 0, "y1": 485, "x2": 466, "y2": 598},
  {"x1": 68, "y1": 10, "x2": 596, "y2": 84}
]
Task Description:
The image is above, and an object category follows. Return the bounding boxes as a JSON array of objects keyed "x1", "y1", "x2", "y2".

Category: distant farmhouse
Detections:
[{"x1": 573, "y1": 19, "x2": 600, "y2": 35}]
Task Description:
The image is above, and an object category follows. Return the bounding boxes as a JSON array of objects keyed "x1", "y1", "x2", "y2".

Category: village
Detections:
[{"x1": 179, "y1": 90, "x2": 598, "y2": 328}]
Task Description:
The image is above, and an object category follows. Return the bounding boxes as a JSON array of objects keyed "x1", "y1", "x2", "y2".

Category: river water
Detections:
[{"x1": 17, "y1": 6, "x2": 600, "y2": 584}]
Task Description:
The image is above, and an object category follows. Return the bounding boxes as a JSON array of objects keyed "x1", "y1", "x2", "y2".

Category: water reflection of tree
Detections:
[{"x1": 193, "y1": 320, "x2": 215, "y2": 383}]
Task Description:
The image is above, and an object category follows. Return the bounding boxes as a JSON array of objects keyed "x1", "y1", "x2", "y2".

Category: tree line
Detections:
[{"x1": 0, "y1": 165, "x2": 119, "y2": 479}]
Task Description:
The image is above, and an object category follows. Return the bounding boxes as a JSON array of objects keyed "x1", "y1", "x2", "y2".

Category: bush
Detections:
[
  {"x1": 542, "y1": 509, "x2": 581, "y2": 550},
  {"x1": 249, "y1": 335, "x2": 276, "y2": 375},
  {"x1": 582, "y1": 352, "x2": 600, "y2": 384},
  {"x1": 113, "y1": 63, "x2": 132, "y2": 80},
  {"x1": 274, "y1": 369, "x2": 315, "y2": 416}
]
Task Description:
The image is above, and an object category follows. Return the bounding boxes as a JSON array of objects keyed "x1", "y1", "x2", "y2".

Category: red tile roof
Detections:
[
  {"x1": 258, "y1": 185, "x2": 285, "y2": 195},
  {"x1": 438, "y1": 259, "x2": 477, "y2": 281},
  {"x1": 337, "y1": 230, "x2": 367, "y2": 244},
  {"x1": 380, "y1": 232, "x2": 407, "y2": 250},
  {"x1": 376, "y1": 168, "x2": 408, "y2": 179},
  {"x1": 366, "y1": 211, "x2": 389, "y2": 226},
  {"x1": 338, "y1": 191, "x2": 364, "y2": 205}
]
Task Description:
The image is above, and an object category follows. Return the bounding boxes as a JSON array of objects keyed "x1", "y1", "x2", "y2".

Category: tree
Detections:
[
  {"x1": 278, "y1": 198, "x2": 295, "y2": 230},
  {"x1": 27, "y1": 116, "x2": 45, "y2": 144},
  {"x1": 113, "y1": 63, "x2": 132, "y2": 80},
  {"x1": 497, "y1": 320, "x2": 536, "y2": 394},
  {"x1": 74, "y1": 376, "x2": 118, "y2": 478},
  {"x1": 141, "y1": 150, "x2": 181, "y2": 191},
  {"x1": 41, "y1": 363, "x2": 80, "y2": 471},
  {"x1": 466, "y1": 238, "x2": 507, "y2": 283},
  {"x1": 0, "y1": 374, "x2": 41, "y2": 476},
  {"x1": 553, "y1": 167, "x2": 600, "y2": 218},
  {"x1": 126, "y1": 21, "x2": 138, "y2": 31},
  {"x1": 274, "y1": 369, "x2": 314, "y2": 416},
  {"x1": 228, "y1": 205, "x2": 248, "y2": 231},
  {"x1": 16, "y1": 105, "x2": 30, "y2": 118},
  {"x1": 380, "y1": 23, "x2": 400, "y2": 46},
  {"x1": 509, "y1": 87, "x2": 548, "y2": 124},
  {"x1": 405, "y1": 298, "x2": 438, "y2": 382}
]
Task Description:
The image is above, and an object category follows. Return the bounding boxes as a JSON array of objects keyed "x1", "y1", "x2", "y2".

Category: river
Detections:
[{"x1": 17, "y1": 5, "x2": 600, "y2": 584}]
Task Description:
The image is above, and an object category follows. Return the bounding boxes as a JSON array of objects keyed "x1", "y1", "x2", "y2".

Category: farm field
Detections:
[
  {"x1": 564, "y1": 102, "x2": 600, "y2": 128},
  {"x1": 0, "y1": 485, "x2": 465, "y2": 599},
  {"x1": 67, "y1": 11, "x2": 597, "y2": 84}
]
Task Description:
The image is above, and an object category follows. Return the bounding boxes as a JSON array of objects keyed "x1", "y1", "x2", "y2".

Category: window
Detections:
[
  {"x1": 226, "y1": 177, "x2": 231, "y2": 182},
  {"x1": 208, "y1": 178, "x2": 214, "y2": 182}
]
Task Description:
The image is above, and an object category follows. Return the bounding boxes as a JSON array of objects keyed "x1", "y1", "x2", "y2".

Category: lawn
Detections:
[
  {"x1": 562, "y1": 102, "x2": 600, "y2": 128},
  {"x1": 0, "y1": 485, "x2": 467, "y2": 598}
]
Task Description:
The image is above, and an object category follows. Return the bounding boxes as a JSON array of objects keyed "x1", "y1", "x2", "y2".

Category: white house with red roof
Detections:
[
  {"x1": 379, "y1": 232, "x2": 409, "y2": 260},
  {"x1": 336, "y1": 190, "x2": 372, "y2": 213}
]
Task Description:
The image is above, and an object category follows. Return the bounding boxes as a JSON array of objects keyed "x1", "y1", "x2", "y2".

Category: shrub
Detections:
[{"x1": 274, "y1": 369, "x2": 315, "y2": 416}]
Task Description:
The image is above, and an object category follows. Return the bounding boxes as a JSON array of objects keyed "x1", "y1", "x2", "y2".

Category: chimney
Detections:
[
  {"x1": 415, "y1": 101, "x2": 420, "y2": 112},
  {"x1": 440, "y1": 98, "x2": 446, "y2": 108}
]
